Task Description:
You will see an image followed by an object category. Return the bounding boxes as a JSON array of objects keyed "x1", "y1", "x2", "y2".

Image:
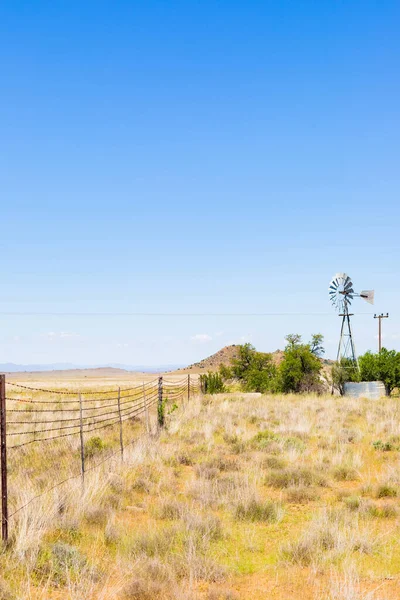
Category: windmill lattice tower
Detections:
[{"x1": 329, "y1": 273, "x2": 374, "y2": 369}]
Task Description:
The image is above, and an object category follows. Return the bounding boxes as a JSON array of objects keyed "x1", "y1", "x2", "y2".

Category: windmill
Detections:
[{"x1": 329, "y1": 273, "x2": 374, "y2": 369}]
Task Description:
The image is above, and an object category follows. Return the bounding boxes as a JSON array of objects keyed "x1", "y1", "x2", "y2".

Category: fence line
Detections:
[{"x1": 0, "y1": 374, "x2": 200, "y2": 542}]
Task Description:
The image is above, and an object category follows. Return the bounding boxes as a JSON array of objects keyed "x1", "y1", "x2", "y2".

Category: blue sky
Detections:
[{"x1": 1, "y1": 0, "x2": 399, "y2": 366}]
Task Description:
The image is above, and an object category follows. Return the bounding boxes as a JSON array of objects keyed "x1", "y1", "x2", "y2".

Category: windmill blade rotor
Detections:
[
  {"x1": 329, "y1": 273, "x2": 375, "y2": 312},
  {"x1": 329, "y1": 273, "x2": 351, "y2": 312}
]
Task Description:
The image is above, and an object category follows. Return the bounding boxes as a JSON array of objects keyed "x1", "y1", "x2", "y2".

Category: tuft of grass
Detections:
[
  {"x1": 234, "y1": 498, "x2": 283, "y2": 523},
  {"x1": 129, "y1": 527, "x2": 178, "y2": 558},
  {"x1": 157, "y1": 499, "x2": 185, "y2": 520},
  {"x1": 343, "y1": 496, "x2": 362, "y2": 511},
  {"x1": 165, "y1": 451, "x2": 193, "y2": 466},
  {"x1": 104, "y1": 520, "x2": 121, "y2": 546},
  {"x1": 262, "y1": 455, "x2": 286, "y2": 470},
  {"x1": 207, "y1": 588, "x2": 240, "y2": 600},
  {"x1": 333, "y1": 465, "x2": 359, "y2": 481},
  {"x1": 266, "y1": 467, "x2": 327, "y2": 488},
  {"x1": 122, "y1": 578, "x2": 171, "y2": 600},
  {"x1": 0, "y1": 579, "x2": 15, "y2": 600},
  {"x1": 376, "y1": 484, "x2": 397, "y2": 498},
  {"x1": 283, "y1": 509, "x2": 375, "y2": 566},
  {"x1": 195, "y1": 464, "x2": 220, "y2": 480},
  {"x1": 285, "y1": 486, "x2": 319, "y2": 504},
  {"x1": 170, "y1": 549, "x2": 226, "y2": 583},
  {"x1": 206, "y1": 456, "x2": 239, "y2": 472},
  {"x1": 34, "y1": 542, "x2": 89, "y2": 587},
  {"x1": 368, "y1": 503, "x2": 398, "y2": 518},
  {"x1": 84, "y1": 506, "x2": 110, "y2": 527}
]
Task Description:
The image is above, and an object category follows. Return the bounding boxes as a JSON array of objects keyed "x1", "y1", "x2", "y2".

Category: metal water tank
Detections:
[{"x1": 343, "y1": 381, "x2": 386, "y2": 399}]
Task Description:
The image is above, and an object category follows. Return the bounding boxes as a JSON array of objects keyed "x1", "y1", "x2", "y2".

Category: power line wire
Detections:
[{"x1": 0, "y1": 311, "x2": 376, "y2": 316}]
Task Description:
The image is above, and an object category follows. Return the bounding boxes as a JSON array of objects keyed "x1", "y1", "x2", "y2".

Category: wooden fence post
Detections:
[
  {"x1": 0, "y1": 375, "x2": 8, "y2": 543},
  {"x1": 79, "y1": 393, "x2": 85, "y2": 483},
  {"x1": 117, "y1": 387, "x2": 124, "y2": 460},
  {"x1": 158, "y1": 377, "x2": 164, "y2": 428},
  {"x1": 187, "y1": 374, "x2": 190, "y2": 403}
]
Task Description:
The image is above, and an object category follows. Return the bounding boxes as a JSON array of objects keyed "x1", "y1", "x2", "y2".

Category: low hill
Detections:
[
  {"x1": 176, "y1": 345, "x2": 285, "y2": 374},
  {"x1": 6, "y1": 366, "x2": 133, "y2": 381},
  {"x1": 181, "y1": 345, "x2": 241, "y2": 373}
]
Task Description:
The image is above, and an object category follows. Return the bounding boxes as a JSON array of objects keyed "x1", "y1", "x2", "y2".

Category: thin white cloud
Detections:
[
  {"x1": 60, "y1": 331, "x2": 80, "y2": 338},
  {"x1": 43, "y1": 331, "x2": 80, "y2": 341},
  {"x1": 190, "y1": 334, "x2": 212, "y2": 343}
]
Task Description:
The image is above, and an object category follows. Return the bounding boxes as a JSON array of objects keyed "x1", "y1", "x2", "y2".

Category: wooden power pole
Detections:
[{"x1": 374, "y1": 313, "x2": 389, "y2": 352}]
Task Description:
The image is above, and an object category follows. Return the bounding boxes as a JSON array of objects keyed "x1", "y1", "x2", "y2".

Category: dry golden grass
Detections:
[{"x1": 1, "y1": 387, "x2": 400, "y2": 599}]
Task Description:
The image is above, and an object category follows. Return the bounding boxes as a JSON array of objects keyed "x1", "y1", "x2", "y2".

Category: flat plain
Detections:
[{"x1": 1, "y1": 377, "x2": 400, "y2": 600}]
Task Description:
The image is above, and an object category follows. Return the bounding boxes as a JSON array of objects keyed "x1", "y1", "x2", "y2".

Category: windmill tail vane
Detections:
[{"x1": 360, "y1": 290, "x2": 374, "y2": 305}]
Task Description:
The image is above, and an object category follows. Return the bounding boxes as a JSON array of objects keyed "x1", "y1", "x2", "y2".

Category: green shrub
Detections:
[
  {"x1": 251, "y1": 430, "x2": 279, "y2": 449},
  {"x1": 343, "y1": 496, "x2": 361, "y2": 511},
  {"x1": 84, "y1": 436, "x2": 106, "y2": 459},
  {"x1": 34, "y1": 542, "x2": 87, "y2": 586},
  {"x1": 200, "y1": 372, "x2": 225, "y2": 394},
  {"x1": 372, "y1": 440, "x2": 394, "y2": 452}
]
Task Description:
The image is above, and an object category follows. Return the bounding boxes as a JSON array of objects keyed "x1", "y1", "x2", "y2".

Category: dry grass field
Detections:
[{"x1": 2, "y1": 384, "x2": 400, "y2": 600}]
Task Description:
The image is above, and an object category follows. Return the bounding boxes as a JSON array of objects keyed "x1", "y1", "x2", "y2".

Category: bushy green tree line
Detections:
[
  {"x1": 333, "y1": 348, "x2": 400, "y2": 395},
  {"x1": 219, "y1": 334, "x2": 325, "y2": 394}
]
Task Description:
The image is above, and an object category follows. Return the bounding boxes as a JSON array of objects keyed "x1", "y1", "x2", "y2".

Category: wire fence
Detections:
[{"x1": 0, "y1": 374, "x2": 199, "y2": 542}]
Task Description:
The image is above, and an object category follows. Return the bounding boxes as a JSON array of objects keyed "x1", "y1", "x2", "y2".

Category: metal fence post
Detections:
[
  {"x1": 158, "y1": 376, "x2": 164, "y2": 428},
  {"x1": 79, "y1": 393, "x2": 85, "y2": 483},
  {"x1": 117, "y1": 387, "x2": 124, "y2": 460},
  {"x1": 0, "y1": 375, "x2": 8, "y2": 543},
  {"x1": 143, "y1": 382, "x2": 150, "y2": 434}
]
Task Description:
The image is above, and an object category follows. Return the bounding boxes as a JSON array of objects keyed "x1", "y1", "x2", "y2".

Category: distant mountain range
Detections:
[{"x1": 0, "y1": 362, "x2": 184, "y2": 373}]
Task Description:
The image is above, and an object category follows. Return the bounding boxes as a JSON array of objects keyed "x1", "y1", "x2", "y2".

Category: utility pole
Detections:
[{"x1": 374, "y1": 313, "x2": 389, "y2": 352}]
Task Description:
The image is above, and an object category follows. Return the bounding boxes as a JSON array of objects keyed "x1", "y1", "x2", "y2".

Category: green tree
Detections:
[
  {"x1": 284, "y1": 334, "x2": 302, "y2": 349},
  {"x1": 278, "y1": 334, "x2": 324, "y2": 393},
  {"x1": 359, "y1": 348, "x2": 400, "y2": 396},
  {"x1": 310, "y1": 333, "x2": 325, "y2": 358},
  {"x1": 220, "y1": 343, "x2": 277, "y2": 393},
  {"x1": 230, "y1": 343, "x2": 257, "y2": 379},
  {"x1": 377, "y1": 348, "x2": 400, "y2": 395},
  {"x1": 358, "y1": 351, "x2": 379, "y2": 382}
]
